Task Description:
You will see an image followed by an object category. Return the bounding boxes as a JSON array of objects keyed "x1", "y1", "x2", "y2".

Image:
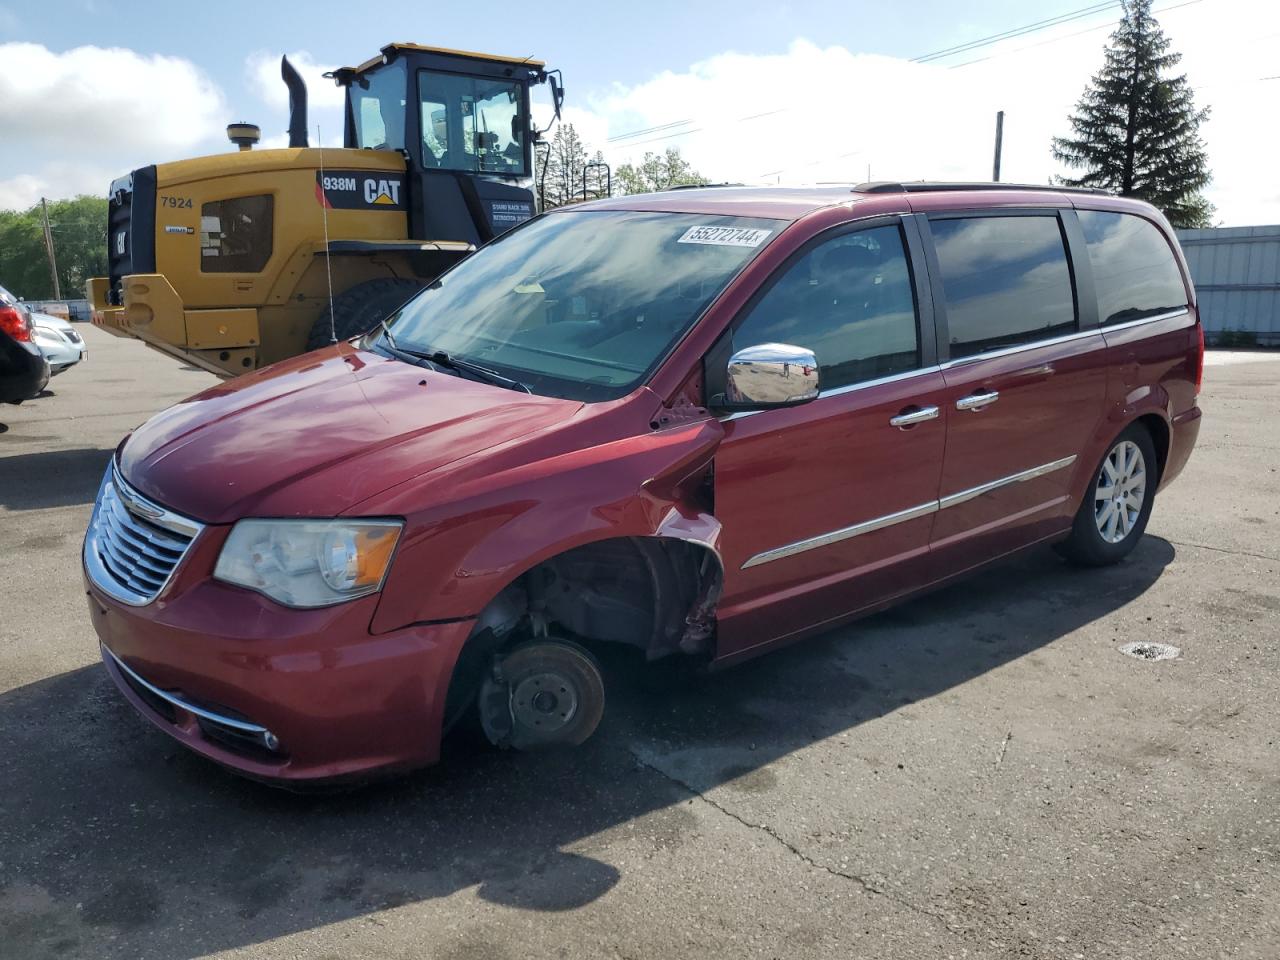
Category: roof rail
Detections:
[
  {"x1": 664, "y1": 182, "x2": 744, "y2": 191},
  {"x1": 852, "y1": 181, "x2": 1110, "y2": 196}
]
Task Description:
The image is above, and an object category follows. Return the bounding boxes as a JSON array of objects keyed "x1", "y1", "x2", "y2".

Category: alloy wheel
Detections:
[{"x1": 1094, "y1": 439, "x2": 1147, "y2": 544}]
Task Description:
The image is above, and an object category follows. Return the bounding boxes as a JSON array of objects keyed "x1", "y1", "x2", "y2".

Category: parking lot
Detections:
[{"x1": 1, "y1": 327, "x2": 1277, "y2": 959}]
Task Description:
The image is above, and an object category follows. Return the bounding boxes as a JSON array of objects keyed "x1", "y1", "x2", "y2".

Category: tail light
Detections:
[
  {"x1": 0, "y1": 304, "x2": 33, "y2": 343},
  {"x1": 1193, "y1": 322, "x2": 1205, "y2": 396}
]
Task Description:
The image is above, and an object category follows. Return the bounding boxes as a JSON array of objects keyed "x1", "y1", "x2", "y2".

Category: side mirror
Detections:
[{"x1": 725, "y1": 342, "x2": 820, "y2": 408}]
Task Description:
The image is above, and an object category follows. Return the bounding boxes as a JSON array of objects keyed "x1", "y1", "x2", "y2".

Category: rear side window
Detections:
[
  {"x1": 1078, "y1": 211, "x2": 1188, "y2": 325},
  {"x1": 931, "y1": 215, "x2": 1076, "y2": 359},
  {"x1": 732, "y1": 224, "x2": 919, "y2": 391},
  {"x1": 200, "y1": 195, "x2": 274, "y2": 273}
]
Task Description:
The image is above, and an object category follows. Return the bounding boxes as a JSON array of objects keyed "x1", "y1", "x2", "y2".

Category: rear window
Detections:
[
  {"x1": 1077, "y1": 211, "x2": 1188, "y2": 326},
  {"x1": 930, "y1": 215, "x2": 1077, "y2": 359}
]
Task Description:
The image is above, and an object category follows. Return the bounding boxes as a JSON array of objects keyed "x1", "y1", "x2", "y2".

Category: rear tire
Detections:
[
  {"x1": 1056, "y1": 423, "x2": 1158, "y2": 567},
  {"x1": 305, "y1": 277, "x2": 424, "y2": 351}
]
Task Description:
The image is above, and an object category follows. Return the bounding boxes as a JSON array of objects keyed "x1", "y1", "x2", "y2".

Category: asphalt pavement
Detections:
[{"x1": 1, "y1": 328, "x2": 1277, "y2": 959}]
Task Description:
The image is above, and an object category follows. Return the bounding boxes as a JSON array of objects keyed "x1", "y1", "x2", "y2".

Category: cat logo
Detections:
[
  {"x1": 315, "y1": 170, "x2": 407, "y2": 211},
  {"x1": 364, "y1": 178, "x2": 402, "y2": 206}
]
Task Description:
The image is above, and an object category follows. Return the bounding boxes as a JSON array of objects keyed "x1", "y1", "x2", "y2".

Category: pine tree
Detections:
[
  {"x1": 1052, "y1": 0, "x2": 1212, "y2": 227},
  {"x1": 537, "y1": 124, "x2": 609, "y2": 210}
]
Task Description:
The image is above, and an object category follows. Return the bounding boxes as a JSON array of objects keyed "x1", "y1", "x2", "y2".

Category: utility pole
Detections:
[
  {"x1": 40, "y1": 198, "x2": 61, "y2": 300},
  {"x1": 992, "y1": 111, "x2": 1005, "y2": 183}
]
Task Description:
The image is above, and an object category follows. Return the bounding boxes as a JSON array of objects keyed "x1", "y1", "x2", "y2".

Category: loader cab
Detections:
[{"x1": 332, "y1": 44, "x2": 561, "y2": 247}]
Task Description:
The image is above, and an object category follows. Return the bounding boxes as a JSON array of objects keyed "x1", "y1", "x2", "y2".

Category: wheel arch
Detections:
[{"x1": 438, "y1": 524, "x2": 724, "y2": 731}]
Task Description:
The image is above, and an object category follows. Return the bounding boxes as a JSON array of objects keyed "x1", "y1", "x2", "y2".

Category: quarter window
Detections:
[
  {"x1": 200, "y1": 195, "x2": 273, "y2": 273},
  {"x1": 931, "y1": 215, "x2": 1076, "y2": 359},
  {"x1": 1078, "y1": 210, "x2": 1187, "y2": 325},
  {"x1": 732, "y1": 225, "x2": 920, "y2": 391}
]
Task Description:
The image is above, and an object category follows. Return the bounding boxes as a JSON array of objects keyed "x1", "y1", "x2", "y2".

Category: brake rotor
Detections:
[{"x1": 478, "y1": 639, "x2": 605, "y2": 751}]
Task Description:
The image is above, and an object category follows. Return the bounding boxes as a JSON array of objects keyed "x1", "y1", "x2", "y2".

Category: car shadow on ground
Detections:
[
  {"x1": 0, "y1": 448, "x2": 112, "y2": 510},
  {"x1": 0, "y1": 537, "x2": 1175, "y2": 958}
]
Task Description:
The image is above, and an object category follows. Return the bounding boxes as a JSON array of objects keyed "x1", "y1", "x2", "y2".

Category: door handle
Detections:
[
  {"x1": 889, "y1": 404, "x2": 940, "y2": 428},
  {"x1": 955, "y1": 390, "x2": 999, "y2": 411}
]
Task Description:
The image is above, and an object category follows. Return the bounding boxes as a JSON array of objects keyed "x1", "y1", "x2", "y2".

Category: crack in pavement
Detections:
[
  {"x1": 630, "y1": 748, "x2": 962, "y2": 935},
  {"x1": 1165, "y1": 538, "x2": 1279, "y2": 564}
]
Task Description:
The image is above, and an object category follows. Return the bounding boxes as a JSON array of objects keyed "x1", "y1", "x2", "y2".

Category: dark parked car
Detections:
[
  {"x1": 84, "y1": 182, "x2": 1203, "y2": 783},
  {"x1": 1, "y1": 286, "x2": 50, "y2": 404}
]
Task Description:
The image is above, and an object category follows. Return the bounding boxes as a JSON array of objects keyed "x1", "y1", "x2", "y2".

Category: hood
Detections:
[{"x1": 119, "y1": 345, "x2": 582, "y2": 523}]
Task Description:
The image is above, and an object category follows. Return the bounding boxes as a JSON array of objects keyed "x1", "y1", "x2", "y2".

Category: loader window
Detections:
[
  {"x1": 200, "y1": 195, "x2": 273, "y2": 273},
  {"x1": 350, "y1": 61, "x2": 407, "y2": 151},
  {"x1": 418, "y1": 71, "x2": 527, "y2": 176}
]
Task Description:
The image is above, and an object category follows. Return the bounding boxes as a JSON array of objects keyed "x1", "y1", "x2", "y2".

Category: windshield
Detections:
[
  {"x1": 418, "y1": 70, "x2": 528, "y2": 176},
  {"x1": 349, "y1": 62, "x2": 407, "y2": 150},
  {"x1": 378, "y1": 210, "x2": 780, "y2": 401}
]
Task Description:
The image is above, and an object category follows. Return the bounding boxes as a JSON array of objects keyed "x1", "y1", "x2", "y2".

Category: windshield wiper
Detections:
[
  {"x1": 399, "y1": 342, "x2": 531, "y2": 394},
  {"x1": 372, "y1": 320, "x2": 530, "y2": 393}
]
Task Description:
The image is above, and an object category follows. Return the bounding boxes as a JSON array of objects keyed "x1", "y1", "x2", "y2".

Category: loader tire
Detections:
[{"x1": 306, "y1": 278, "x2": 425, "y2": 351}]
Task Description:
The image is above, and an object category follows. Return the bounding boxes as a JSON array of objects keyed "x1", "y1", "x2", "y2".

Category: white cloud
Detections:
[
  {"x1": 0, "y1": 42, "x2": 225, "y2": 154},
  {"x1": 567, "y1": 0, "x2": 1280, "y2": 226},
  {"x1": 0, "y1": 173, "x2": 44, "y2": 210}
]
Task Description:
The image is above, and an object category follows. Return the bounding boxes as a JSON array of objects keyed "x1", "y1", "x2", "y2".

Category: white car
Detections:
[{"x1": 32, "y1": 312, "x2": 86, "y2": 375}]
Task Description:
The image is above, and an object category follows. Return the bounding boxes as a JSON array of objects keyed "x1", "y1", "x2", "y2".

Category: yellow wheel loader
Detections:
[{"x1": 87, "y1": 44, "x2": 564, "y2": 376}]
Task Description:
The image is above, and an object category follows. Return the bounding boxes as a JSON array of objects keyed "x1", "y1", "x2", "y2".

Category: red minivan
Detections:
[{"x1": 83, "y1": 182, "x2": 1203, "y2": 782}]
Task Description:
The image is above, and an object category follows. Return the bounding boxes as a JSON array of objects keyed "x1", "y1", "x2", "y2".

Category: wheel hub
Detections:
[{"x1": 510, "y1": 671, "x2": 579, "y2": 734}]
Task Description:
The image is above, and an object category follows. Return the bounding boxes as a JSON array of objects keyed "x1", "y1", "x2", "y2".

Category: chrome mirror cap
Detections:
[{"x1": 725, "y1": 342, "x2": 820, "y2": 408}]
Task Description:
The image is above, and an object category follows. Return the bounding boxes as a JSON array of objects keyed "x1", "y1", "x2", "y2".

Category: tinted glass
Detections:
[
  {"x1": 200, "y1": 196, "x2": 274, "y2": 273},
  {"x1": 1078, "y1": 210, "x2": 1187, "y2": 325},
  {"x1": 732, "y1": 225, "x2": 919, "y2": 390},
  {"x1": 418, "y1": 72, "x2": 527, "y2": 176},
  {"x1": 931, "y1": 215, "x2": 1076, "y2": 359},
  {"x1": 380, "y1": 211, "x2": 779, "y2": 401},
  {"x1": 350, "y1": 62, "x2": 407, "y2": 151}
]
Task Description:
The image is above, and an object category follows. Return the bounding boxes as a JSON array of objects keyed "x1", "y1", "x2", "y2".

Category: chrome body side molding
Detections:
[{"x1": 740, "y1": 455, "x2": 1079, "y2": 569}]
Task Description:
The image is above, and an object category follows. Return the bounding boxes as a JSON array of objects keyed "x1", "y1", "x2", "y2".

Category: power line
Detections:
[
  {"x1": 949, "y1": 0, "x2": 1206, "y2": 68},
  {"x1": 601, "y1": 0, "x2": 1222, "y2": 157},
  {"x1": 602, "y1": 2, "x2": 1131, "y2": 148},
  {"x1": 911, "y1": 1, "x2": 1118, "y2": 64}
]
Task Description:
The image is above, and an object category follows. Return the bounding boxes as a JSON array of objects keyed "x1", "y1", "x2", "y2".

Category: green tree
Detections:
[
  {"x1": 1052, "y1": 0, "x2": 1212, "y2": 227},
  {"x1": 538, "y1": 124, "x2": 609, "y2": 209},
  {"x1": 0, "y1": 196, "x2": 109, "y2": 300},
  {"x1": 615, "y1": 147, "x2": 709, "y2": 195}
]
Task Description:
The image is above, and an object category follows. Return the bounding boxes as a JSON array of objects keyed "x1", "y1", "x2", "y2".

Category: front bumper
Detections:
[{"x1": 84, "y1": 565, "x2": 475, "y2": 782}]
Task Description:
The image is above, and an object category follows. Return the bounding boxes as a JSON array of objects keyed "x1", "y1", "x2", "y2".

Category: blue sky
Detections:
[{"x1": 2, "y1": 0, "x2": 1277, "y2": 223}]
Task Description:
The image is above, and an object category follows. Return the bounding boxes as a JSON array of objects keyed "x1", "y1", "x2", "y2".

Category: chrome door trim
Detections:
[
  {"x1": 938, "y1": 455, "x2": 1078, "y2": 510},
  {"x1": 939, "y1": 308, "x2": 1191, "y2": 371},
  {"x1": 720, "y1": 364, "x2": 944, "y2": 422},
  {"x1": 740, "y1": 500, "x2": 938, "y2": 569},
  {"x1": 941, "y1": 328, "x2": 1101, "y2": 369},
  {"x1": 740, "y1": 454, "x2": 1079, "y2": 569},
  {"x1": 1099, "y1": 308, "x2": 1191, "y2": 333}
]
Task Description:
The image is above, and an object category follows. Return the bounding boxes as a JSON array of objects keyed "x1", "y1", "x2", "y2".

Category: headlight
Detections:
[{"x1": 214, "y1": 519, "x2": 403, "y2": 608}]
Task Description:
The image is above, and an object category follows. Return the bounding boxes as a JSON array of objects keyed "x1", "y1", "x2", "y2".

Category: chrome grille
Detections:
[{"x1": 84, "y1": 465, "x2": 203, "y2": 605}]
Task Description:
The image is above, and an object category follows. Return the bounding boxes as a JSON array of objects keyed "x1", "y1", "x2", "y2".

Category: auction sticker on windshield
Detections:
[{"x1": 677, "y1": 225, "x2": 773, "y2": 247}]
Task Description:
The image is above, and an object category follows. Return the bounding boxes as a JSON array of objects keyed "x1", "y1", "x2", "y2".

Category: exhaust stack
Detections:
[{"x1": 282, "y1": 55, "x2": 309, "y2": 148}]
